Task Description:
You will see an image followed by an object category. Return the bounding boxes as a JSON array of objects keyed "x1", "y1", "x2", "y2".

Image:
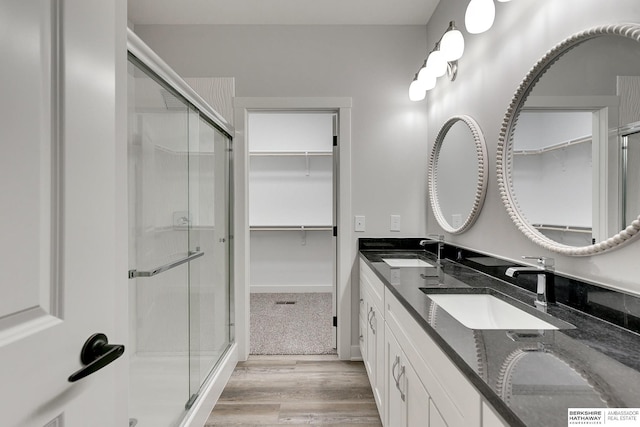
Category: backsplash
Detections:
[{"x1": 359, "y1": 238, "x2": 640, "y2": 336}]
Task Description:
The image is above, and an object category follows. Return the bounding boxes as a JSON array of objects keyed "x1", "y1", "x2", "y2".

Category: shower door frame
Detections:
[
  {"x1": 127, "y1": 29, "x2": 238, "y2": 427},
  {"x1": 619, "y1": 122, "x2": 640, "y2": 229}
]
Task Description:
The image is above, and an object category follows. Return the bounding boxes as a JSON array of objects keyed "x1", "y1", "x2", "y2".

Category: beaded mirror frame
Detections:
[
  {"x1": 429, "y1": 115, "x2": 488, "y2": 234},
  {"x1": 497, "y1": 23, "x2": 640, "y2": 256}
]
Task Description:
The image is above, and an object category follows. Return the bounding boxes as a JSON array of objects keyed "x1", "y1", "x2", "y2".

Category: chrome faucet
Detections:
[
  {"x1": 505, "y1": 256, "x2": 556, "y2": 311},
  {"x1": 420, "y1": 235, "x2": 444, "y2": 265}
]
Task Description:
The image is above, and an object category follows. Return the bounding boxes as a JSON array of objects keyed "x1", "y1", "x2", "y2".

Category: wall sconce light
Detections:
[{"x1": 408, "y1": 21, "x2": 464, "y2": 101}]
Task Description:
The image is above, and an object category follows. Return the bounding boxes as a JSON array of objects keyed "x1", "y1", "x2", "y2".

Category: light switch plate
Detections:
[
  {"x1": 355, "y1": 215, "x2": 366, "y2": 232},
  {"x1": 390, "y1": 215, "x2": 401, "y2": 232}
]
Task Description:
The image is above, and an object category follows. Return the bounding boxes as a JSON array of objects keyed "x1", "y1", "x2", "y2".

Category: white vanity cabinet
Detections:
[
  {"x1": 359, "y1": 257, "x2": 509, "y2": 427},
  {"x1": 385, "y1": 285, "x2": 481, "y2": 427},
  {"x1": 360, "y1": 261, "x2": 386, "y2": 419}
]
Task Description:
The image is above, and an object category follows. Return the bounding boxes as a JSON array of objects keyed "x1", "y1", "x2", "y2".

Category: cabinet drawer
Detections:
[
  {"x1": 360, "y1": 258, "x2": 385, "y2": 310},
  {"x1": 385, "y1": 288, "x2": 481, "y2": 427}
]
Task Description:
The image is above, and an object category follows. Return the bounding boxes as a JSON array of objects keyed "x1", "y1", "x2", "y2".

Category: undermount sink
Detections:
[
  {"x1": 421, "y1": 288, "x2": 574, "y2": 330},
  {"x1": 382, "y1": 258, "x2": 435, "y2": 268}
]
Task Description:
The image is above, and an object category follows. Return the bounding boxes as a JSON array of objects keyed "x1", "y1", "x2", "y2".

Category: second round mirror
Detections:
[{"x1": 428, "y1": 115, "x2": 488, "y2": 234}]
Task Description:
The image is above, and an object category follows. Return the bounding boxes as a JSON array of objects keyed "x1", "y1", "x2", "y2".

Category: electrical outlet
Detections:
[
  {"x1": 354, "y1": 215, "x2": 366, "y2": 232},
  {"x1": 390, "y1": 215, "x2": 401, "y2": 232}
]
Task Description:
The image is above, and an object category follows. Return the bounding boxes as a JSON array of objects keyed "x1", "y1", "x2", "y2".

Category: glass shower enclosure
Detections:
[{"x1": 127, "y1": 50, "x2": 233, "y2": 426}]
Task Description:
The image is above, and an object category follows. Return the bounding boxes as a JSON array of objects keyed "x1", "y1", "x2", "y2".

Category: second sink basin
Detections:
[
  {"x1": 383, "y1": 258, "x2": 435, "y2": 268},
  {"x1": 421, "y1": 288, "x2": 574, "y2": 330}
]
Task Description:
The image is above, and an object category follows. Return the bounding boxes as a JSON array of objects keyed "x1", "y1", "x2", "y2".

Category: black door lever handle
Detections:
[{"x1": 68, "y1": 333, "x2": 125, "y2": 383}]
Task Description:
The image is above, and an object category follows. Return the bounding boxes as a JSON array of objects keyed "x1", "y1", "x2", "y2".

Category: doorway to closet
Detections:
[{"x1": 248, "y1": 111, "x2": 337, "y2": 355}]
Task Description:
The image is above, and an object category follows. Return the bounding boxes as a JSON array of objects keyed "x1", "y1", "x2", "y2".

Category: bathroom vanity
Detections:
[{"x1": 359, "y1": 238, "x2": 640, "y2": 427}]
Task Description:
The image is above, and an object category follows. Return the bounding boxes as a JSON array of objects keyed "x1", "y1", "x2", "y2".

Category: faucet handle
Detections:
[{"x1": 521, "y1": 256, "x2": 554, "y2": 269}]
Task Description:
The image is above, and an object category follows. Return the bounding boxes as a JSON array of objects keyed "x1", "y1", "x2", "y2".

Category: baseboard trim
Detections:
[
  {"x1": 350, "y1": 345, "x2": 363, "y2": 361},
  {"x1": 179, "y1": 342, "x2": 238, "y2": 427},
  {"x1": 250, "y1": 285, "x2": 333, "y2": 293}
]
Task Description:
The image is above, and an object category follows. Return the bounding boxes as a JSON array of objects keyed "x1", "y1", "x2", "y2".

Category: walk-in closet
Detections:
[{"x1": 248, "y1": 112, "x2": 337, "y2": 355}]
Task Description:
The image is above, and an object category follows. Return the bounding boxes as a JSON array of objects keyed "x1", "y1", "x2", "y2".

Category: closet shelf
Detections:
[
  {"x1": 250, "y1": 225, "x2": 333, "y2": 231},
  {"x1": 533, "y1": 223, "x2": 592, "y2": 234},
  {"x1": 513, "y1": 135, "x2": 591, "y2": 156},
  {"x1": 154, "y1": 145, "x2": 215, "y2": 156},
  {"x1": 249, "y1": 150, "x2": 332, "y2": 157}
]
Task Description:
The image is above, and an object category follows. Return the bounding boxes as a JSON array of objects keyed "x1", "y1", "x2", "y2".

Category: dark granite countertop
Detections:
[{"x1": 359, "y1": 240, "x2": 640, "y2": 427}]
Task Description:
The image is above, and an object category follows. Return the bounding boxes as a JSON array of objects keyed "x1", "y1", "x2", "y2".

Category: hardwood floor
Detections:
[{"x1": 206, "y1": 355, "x2": 383, "y2": 426}]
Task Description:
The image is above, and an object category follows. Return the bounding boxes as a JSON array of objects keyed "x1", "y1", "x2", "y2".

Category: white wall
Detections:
[{"x1": 425, "y1": 0, "x2": 640, "y2": 294}]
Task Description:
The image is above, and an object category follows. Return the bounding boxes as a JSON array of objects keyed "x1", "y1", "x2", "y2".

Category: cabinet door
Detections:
[
  {"x1": 370, "y1": 301, "x2": 385, "y2": 418},
  {"x1": 406, "y1": 365, "x2": 430, "y2": 427},
  {"x1": 387, "y1": 324, "x2": 431, "y2": 427},
  {"x1": 386, "y1": 324, "x2": 406, "y2": 427},
  {"x1": 430, "y1": 400, "x2": 448, "y2": 427},
  {"x1": 364, "y1": 295, "x2": 375, "y2": 378},
  {"x1": 359, "y1": 308, "x2": 367, "y2": 361}
]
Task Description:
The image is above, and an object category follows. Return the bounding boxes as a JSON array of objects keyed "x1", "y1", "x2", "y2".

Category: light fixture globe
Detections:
[
  {"x1": 440, "y1": 27, "x2": 465, "y2": 61},
  {"x1": 465, "y1": 0, "x2": 495, "y2": 34},
  {"x1": 417, "y1": 66, "x2": 437, "y2": 90},
  {"x1": 426, "y1": 49, "x2": 447, "y2": 77},
  {"x1": 409, "y1": 79, "x2": 426, "y2": 101}
]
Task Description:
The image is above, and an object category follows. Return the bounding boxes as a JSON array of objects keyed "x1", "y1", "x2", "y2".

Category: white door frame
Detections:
[{"x1": 233, "y1": 97, "x2": 352, "y2": 360}]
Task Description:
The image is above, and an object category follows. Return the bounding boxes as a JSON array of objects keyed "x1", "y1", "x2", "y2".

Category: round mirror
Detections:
[
  {"x1": 429, "y1": 115, "x2": 488, "y2": 234},
  {"x1": 498, "y1": 24, "x2": 640, "y2": 255}
]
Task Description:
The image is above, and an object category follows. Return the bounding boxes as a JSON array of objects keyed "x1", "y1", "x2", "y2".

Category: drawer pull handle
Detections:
[{"x1": 397, "y1": 364, "x2": 406, "y2": 401}]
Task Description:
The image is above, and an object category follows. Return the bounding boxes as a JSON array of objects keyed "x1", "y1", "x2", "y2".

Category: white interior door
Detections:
[{"x1": 0, "y1": 1, "x2": 126, "y2": 426}]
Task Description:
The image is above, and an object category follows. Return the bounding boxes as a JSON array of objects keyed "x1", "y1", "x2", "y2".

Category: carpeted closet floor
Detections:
[{"x1": 250, "y1": 293, "x2": 336, "y2": 355}]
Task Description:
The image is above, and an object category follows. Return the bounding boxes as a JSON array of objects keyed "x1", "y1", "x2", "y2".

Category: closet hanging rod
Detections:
[
  {"x1": 513, "y1": 135, "x2": 592, "y2": 156},
  {"x1": 532, "y1": 224, "x2": 592, "y2": 234},
  {"x1": 128, "y1": 250, "x2": 204, "y2": 279}
]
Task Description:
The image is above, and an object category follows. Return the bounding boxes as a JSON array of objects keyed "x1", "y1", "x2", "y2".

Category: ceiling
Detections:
[{"x1": 128, "y1": 0, "x2": 440, "y2": 26}]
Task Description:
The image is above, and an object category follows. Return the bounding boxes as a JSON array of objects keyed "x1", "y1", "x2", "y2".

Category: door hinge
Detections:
[
  {"x1": 333, "y1": 135, "x2": 338, "y2": 146},
  {"x1": 333, "y1": 226, "x2": 337, "y2": 236},
  {"x1": 333, "y1": 316, "x2": 338, "y2": 327}
]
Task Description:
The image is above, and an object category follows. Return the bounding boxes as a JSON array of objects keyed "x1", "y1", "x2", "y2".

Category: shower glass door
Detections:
[
  {"x1": 187, "y1": 111, "x2": 232, "y2": 403},
  {"x1": 128, "y1": 55, "x2": 232, "y2": 426}
]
